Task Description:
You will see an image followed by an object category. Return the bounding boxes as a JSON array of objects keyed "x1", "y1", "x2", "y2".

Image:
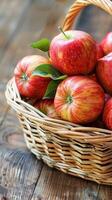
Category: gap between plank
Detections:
[{"x1": 29, "y1": 164, "x2": 44, "y2": 200}]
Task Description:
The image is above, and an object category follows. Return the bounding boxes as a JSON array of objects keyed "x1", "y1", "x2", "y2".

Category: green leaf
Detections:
[
  {"x1": 32, "y1": 64, "x2": 67, "y2": 80},
  {"x1": 43, "y1": 80, "x2": 60, "y2": 99},
  {"x1": 54, "y1": 74, "x2": 67, "y2": 80},
  {"x1": 31, "y1": 38, "x2": 50, "y2": 52}
]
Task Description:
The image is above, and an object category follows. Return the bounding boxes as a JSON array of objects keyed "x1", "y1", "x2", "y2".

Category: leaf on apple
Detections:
[
  {"x1": 32, "y1": 64, "x2": 67, "y2": 80},
  {"x1": 43, "y1": 80, "x2": 60, "y2": 99},
  {"x1": 31, "y1": 38, "x2": 50, "y2": 52}
]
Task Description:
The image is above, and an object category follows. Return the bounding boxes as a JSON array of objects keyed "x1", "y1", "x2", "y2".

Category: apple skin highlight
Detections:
[
  {"x1": 54, "y1": 76, "x2": 104, "y2": 124},
  {"x1": 50, "y1": 30, "x2": 97, "y2": 75},
  {"x1": 103, "y1": 98, "x2": 112, "y2": 130},
  {"x1": 101, "y1": 32, "x2": 112, "y2": 55},
  {"x1": 96, "y1": 52, "x2": 112, "y2": 95},
  {"x1": 34, "y1": 99, "x2": 59, "y2": 119},
  {"x1": 14, "y1": 55, "x2": 51, "y2": 99}
]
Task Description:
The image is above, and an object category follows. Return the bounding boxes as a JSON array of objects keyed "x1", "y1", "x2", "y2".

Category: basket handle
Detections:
[{"x1": 63, "y1": 0, "x2": 112, "y2": 31}]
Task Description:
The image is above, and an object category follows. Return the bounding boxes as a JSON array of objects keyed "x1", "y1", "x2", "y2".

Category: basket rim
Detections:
[
  {"x1": 63, "y1": 0, "x2": 112, "y2": 31},
  {"x1": 5, "y1": 78, "x2": 112, "y2": 142}
]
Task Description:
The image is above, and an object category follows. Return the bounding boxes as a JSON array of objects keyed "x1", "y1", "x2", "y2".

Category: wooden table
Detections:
[{"x1": 0, "y1": 0, "x2": 112, "y2": 199}]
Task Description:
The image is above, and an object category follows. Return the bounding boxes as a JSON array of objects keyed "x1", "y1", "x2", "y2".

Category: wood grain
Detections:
[
  {"x1": 0, "y1": 0, "x2": 30, "y2": 59},
  {"x1": 31, "y1": 165, "x2": 112, "y2": 200},
  {"x1": 0, "y1": 0, "x2": 73, "y2": 81},
  {"x1": 0, "y1": 85, "x2": 43, "y2": 199},
  {"x1": 31, "y1": 165, "x2": 101, "y2": 200},
  {"x1": 0, "y1": 147, "x2": 43, "y2": 200},
  {"x1": 0, "y1": 83, "x2": 9, "y2": 126}
]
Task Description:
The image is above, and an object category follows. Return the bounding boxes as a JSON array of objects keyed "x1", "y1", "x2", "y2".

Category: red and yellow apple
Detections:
[
  {"x1": 87, "y1": 93, "x2": 111, "y2": 129},
  {"x1": 103, "y1": 98, "x2": 112, "y2": 130},
  {"x1": 54, "y1": 76, "x2": 104, "y2": 124},
  {"x1": 104, "y1": 93, "x2": 111, "y2": 104},
  {"x1": 87, "y1": 74, "x2": 98, "y2": 82},
  {"x1": 50, "y1": 30, "x2": 97, "y2": 75},
  {"x1": 96, "y1": 43, "x2": 104, "y2": 60},
  {"x1": 96, "y1": 52, "x2": 112, "y2": 95},
  {"x1": 101, "y1": 32, "x2": 112, "y2": 55},
  {"x1": 86, "y1": 117, "x2": 105, "y2": 129},
  {"x1": 34, "y1": 99, "x2": 59, "y2": 119},
  {"x1": 14, "y1": 55, "x2": 51, "y2": 99}
]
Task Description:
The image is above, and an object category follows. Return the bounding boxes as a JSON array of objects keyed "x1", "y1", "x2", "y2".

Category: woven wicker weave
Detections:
[{"x1": 5, "y1": 0, "x2": 112, "y2": 185}]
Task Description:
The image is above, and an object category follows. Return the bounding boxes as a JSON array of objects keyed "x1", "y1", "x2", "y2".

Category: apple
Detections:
[
  {"x1": 87, "y1": 117, "x2": 105, "y2": 129},
  {"x1": 14, "y1": 55, "x2": 51, "y2": 99},
  {"x1": 50, "y1": 30, "x2": 97, "y2": 75},
  {"x1": 86, "y1": 93, "x2": 110, "y2": 128},
  {"x1": 96, "y1": 43, "x2": 104, "y2": 60},
  {"x1": 34, "y1": 99, "x2": 59, "y2": 119},
  {"x1": 101, "y1": 32, "x2": 112, "y2": 55},
  {"x1": 105, "y1": 93, "x2": 111, "y2": 104},
  {"x1": 103, "y1": 98, "x2": 112, "y2": 130},
  {"x1": 23, "y1": 97, "x2": 37, "y2": 105},
  {"x1": 94, "y1": 119, "x2": 105, "y2": 128},
  {"x1": 87, "y1": 93, "x2": 111, "y2": 129},
  {"x1": 96, "y1": 52, "x2": 112, "y2": 95},
  {"x1": 87, "y1": 74, "x2": 98, "y2": 82},
  {"x1": 54, "y1": 76, "x2": 104, "y2": 124}
]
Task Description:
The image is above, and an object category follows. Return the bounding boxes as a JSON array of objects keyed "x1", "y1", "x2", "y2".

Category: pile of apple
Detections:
[{"x1": 14, "y1": 29, "x2": 112, "y2": 130}]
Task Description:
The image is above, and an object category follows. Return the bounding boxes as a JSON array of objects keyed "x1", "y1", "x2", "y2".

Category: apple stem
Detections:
[
  {"x1": 22, "y1": 73, "x2": 28, "y2": 81},
  {"x1": 58, "y1": 26, "x2": 69, "y2": 40}
]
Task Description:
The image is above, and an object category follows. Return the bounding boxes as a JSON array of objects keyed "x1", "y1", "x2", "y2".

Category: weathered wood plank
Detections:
[
  {"x1": 0, "y1": 0, "x2": 73, "y2": 81},
  {"x1": 0, "y1": 0, "x2": 31, "y2": 58},
  {"x1": 31, "y1": 165, "x2": 112, "y2": 200},
  {"x1": 0, "y1": 83, "x2": 25, "y2": 149},
  {"x1": 97, "y1": 185, "x2": 112, "y2": 200},
  {"x1": 0, "y1": 147, "x2": 43, "y2": 200},
  {"x1": 0, "y1": 66, "x2": 42, "y2": 200},
  {"x1": 31, "y1": 165, "x2": 101, "y2": 200},
  {"x1": 0, "y1": 87, "x2": 43, "y2": 200},
  {"x1": 0, "y1": 83, "x2": 9, "y2": 126}
]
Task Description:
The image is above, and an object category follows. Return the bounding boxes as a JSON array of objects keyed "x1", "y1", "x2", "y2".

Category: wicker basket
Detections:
[{"x1": 5, "y1": 0, "x2": 112, "y2": 185}]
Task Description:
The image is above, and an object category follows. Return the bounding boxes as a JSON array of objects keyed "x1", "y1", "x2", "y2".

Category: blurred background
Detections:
[{"x1": 0, "y1": 0, "x2": 112, "y2": 83}]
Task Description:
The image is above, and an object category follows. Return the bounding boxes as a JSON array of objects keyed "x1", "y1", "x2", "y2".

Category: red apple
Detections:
[
  {"x1": 105, "y1": 93, "x2": 111, "y2": 104},
  {"x1": 50, "y1": 30, "x2": 97, "y2": 75},
  {"x1": 96, "y1": 52, "x2": 112, "y2": 95},
  {"x1": 87, "y1": 93, "x2": 111, "y2": 129},
  {"x1": 14, "y1": 55, "x2": 51, "y2": 99},
  {"x1": 87, "y1": 117, "x2": 105, "y2": 129},
  {"x1": 103, "y1": 98, "x2": 112, "y2": 130},
  {"x1": 94, "y1": 119, "x2": 105, "y2": 128},
  {"x1": 23, "y1": 97, "x2": 37, "y2": 105},
  {"x1": 96, "y1": 43, "x2": 104, "y2": 60},
  {"x1": 87, "y1": 74, "x2": 98, "y2": 82},
  {"x1": 87, "y1": 93, "x2": 111, "y2": 128},
  {"x1": 34, "y1": 99, "x2": 59, "y2": 119},
  {"x1": 54, "y1": 76, "x2": 104, "y2": 124},
  {"x1": 101, "y1": 32, "x2": 112, "y2": 55}
]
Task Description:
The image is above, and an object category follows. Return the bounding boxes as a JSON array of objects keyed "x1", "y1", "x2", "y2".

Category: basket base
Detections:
[{"x1": 29, "y1": 146, "x2": 112, "y2": 186}]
